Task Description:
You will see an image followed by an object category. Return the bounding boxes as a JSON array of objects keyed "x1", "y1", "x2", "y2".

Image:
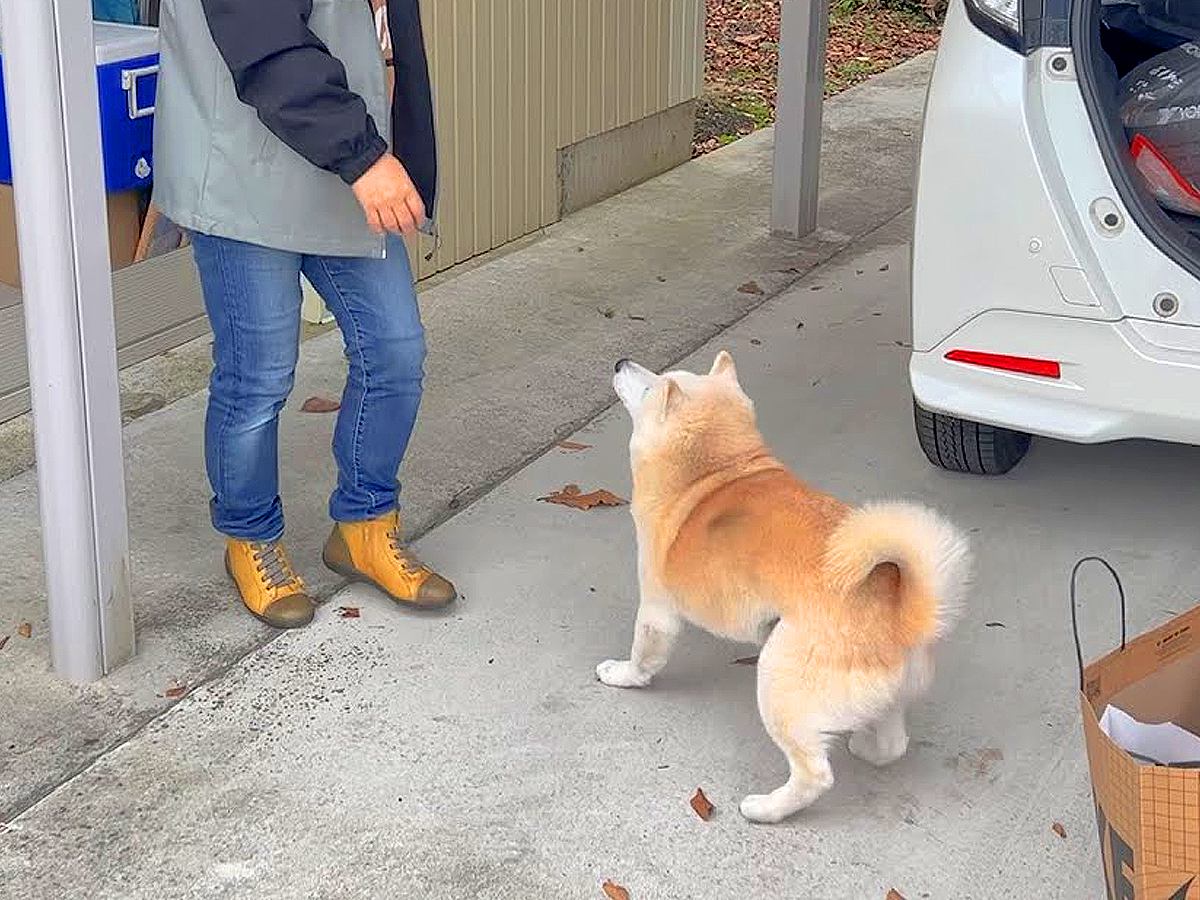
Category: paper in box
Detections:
[{"x1": 1075, "y1": 559, "x2": 1200, "y2": 898}]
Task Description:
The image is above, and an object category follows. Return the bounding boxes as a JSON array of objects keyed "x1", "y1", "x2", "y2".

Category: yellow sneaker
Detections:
[
  {"x1": 225, "y1": 539, "x2": 315, "y2": 629},
  {"x1": 322, "y1": 511, "x2": 456, "y2": 608}
]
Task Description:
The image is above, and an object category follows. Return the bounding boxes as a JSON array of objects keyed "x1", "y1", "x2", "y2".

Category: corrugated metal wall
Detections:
[{"x1": 413, "y1": 0, "x2": 704, "y2": 278}]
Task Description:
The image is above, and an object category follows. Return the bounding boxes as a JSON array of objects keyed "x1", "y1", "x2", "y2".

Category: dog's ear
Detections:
[
  {"x1": 658, "y1": 377, "x2": 684, "y2": 422},
  {"x1": 709, "y1": 350, "x2": 738, "y2": 381}
]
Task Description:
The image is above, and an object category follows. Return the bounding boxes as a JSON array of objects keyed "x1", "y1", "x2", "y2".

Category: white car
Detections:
[{"x1": 910, "y1": 0, "x2": 1200, "y2": 473}]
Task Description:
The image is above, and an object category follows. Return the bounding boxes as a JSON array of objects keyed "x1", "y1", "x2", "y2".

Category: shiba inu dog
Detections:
[{"x1": 598, "y1": 352, "x2": 970, "y2": 823}]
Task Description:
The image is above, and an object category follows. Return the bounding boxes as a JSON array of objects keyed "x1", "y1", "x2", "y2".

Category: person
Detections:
[{"x1": 152, "y1": 0, "x2": 456, "y2": 628}]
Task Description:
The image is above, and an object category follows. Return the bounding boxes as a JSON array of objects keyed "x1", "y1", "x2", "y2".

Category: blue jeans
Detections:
[{"x1": 191, "y1": 233, "x2": 426, "y2": 542}]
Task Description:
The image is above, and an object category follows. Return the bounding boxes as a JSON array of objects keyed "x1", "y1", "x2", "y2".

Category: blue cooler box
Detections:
[{"x1": 0, "y1": 22, "x2": 158, "y2": 192}]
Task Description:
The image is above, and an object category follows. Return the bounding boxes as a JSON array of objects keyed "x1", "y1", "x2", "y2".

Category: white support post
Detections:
[
  {"x1": 772, "y1": 0, "x2": 829, "y2": 238},
  {"x1": 0, "y1": 0, "x2": 135, "y2": 681}
]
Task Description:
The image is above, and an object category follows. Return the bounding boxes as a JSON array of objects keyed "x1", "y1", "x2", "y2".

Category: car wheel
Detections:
[{"x1": 913, "y1": 400, "x2": 1031, "y2": 475}]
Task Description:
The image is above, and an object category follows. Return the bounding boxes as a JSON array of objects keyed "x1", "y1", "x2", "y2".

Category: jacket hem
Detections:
[{"x1": 161, "y1": 206, "x2": 386, "y2": 259}]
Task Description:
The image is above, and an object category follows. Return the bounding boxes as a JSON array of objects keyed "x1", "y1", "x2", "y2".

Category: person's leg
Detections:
[
  {"x1": 193, "y1": 232, "x2": 304, "y2": 539},
  {"x1": 301, "y1": 235, "x2": 425, "y2": 522},
  {"x1": 302, "y1": 236, "x2": 455, "y2": 607},
  {"x1": 191, "y1": 232, "x2": 313, "y2": 628}
]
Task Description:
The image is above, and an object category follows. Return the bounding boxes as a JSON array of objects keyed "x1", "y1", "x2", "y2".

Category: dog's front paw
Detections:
[{"x1": 595, "y1": 659, "x2": 651, "y2": 688}]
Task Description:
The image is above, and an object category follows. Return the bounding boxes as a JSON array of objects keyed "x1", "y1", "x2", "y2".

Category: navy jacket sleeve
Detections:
[{"x1": 199, "y1": 0, "x2": 387, "y2": 184}]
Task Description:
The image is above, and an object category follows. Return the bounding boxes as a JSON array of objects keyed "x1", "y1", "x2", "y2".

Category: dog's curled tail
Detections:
[{"x1": 823, "y1": 501, "x2": 971, "y2": 649}]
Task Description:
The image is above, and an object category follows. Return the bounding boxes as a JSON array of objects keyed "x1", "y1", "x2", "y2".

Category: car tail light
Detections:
[
  {"x1": 945, "y1": 349, "x2": 1061, "y2": 379},
  {"x1": 966, "y1": 0, "x2": 1022, "y2": 50}
]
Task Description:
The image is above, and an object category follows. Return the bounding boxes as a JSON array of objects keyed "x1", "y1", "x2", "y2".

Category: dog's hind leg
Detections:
[
  {"x1": 740, "y1": 622, "x2": 835, "y2": 823},
  {"x1": 848, "y1": 705, "x2": 909, "y2": 767},
  {"x1": 596, "y1": 599, "x2": 680, "y2": 689},
  {"x1": 740, "y1": 730, "x2": 833, "y2": 824},
  {"x1": 849, "y1": 645, "x2": 929, "y2": 766}
]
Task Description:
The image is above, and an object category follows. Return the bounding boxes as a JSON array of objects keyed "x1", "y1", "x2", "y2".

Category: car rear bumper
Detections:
[{"x1": 911, "y1": 309, "x2": 1200, "y2": 445}]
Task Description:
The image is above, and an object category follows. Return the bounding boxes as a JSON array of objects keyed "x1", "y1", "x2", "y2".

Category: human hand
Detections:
[{"x1": 351, "y1": 153, "x2": 426, "y2": 236}]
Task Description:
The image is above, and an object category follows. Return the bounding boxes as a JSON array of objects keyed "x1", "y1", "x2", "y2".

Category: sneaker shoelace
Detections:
[{"x1": 253, "y1": 544, "x2": 301, "y2": 591}]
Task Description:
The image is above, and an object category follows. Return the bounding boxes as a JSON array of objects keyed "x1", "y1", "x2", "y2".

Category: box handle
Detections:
[
  {"x1": 1070, "y1": 556, "x2": 1127, "y2": 691},
  {"x1": 121, "y1": 64, "x2": 158, "y2": 120}
]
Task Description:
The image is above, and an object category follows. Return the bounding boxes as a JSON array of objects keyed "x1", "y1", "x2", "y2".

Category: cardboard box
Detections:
[
  {"x1": 0, "y1": 184, "x2": 143, "y2": 288},
  {"x1": 1078, "y1": 562, "x2": 1200, "y2": 898}
]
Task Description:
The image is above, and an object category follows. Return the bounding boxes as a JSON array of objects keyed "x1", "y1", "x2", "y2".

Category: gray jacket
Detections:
[{"x1": 152, "y1": 0, "x2": 389, "y2": 257}]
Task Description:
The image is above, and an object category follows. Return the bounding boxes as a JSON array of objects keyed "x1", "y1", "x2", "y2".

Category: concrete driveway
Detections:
[{"x1": 11, "y1": 208, "x2": 1200, "y2": 897}]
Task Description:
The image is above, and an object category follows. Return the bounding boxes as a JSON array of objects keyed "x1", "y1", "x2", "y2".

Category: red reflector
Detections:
[{"x1": 945, "y1": 350, "x2": 1061, "y2": 379}]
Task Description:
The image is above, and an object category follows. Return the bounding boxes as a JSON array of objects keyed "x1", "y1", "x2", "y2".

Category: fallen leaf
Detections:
[
  {"x1": 733, "y1": 32, "x2": 766, "y2": 46},
  {"x1": 732, "y1": 655, "x2": 759, "y2": 666},
  {"x1": 598, "y1": 307, "x2": 616, "y2": 319},
  {"x1": 165, "y1": 683, "x2": 187, "y2": 699},
  {"x1": 750, "y1": 339, "x2": 762, "y2": 346},
  {"x1": 602, "y1": 880, "x2": 630, "y2": 900},
  {"x1": 886, "y1": 891, "x2": 907, "y2": 900},
  {"x1": 1052, "y1": 822, "x2": 1067, "y2": 840},
  {"x1": 985, "y1": 621, "x2": 1007, "y2": 629},
  {"x1": 301, "y1": 396, "x2": 341, "y2": 413},
  {"x1": 338, "y1": 607, "x2": 361, "y2": 619},
  {"x1": 656, "y1": 275, "x2": 667, "y2": 283},
  {"x1": 690, "y1": 787, "x2": 715, "y2": 821},
  {"x1": 627, "y1": 314, "x2": 647, "y2": 322},
  {"x1": 557, "y1": 440, "x2": 592, "y2": 452},
  {"x1": 0, "y1": 635, "x2": 9, "y2": 651},
  {"x1": 538, "y1": 484, "x2": 627, "y2": 511},
  {"x1": 737, "y1": 281, "x2": 763, "y2": 295},
  {"x1": 16, "y1": 623, "x2": 31, "y2": 639}
]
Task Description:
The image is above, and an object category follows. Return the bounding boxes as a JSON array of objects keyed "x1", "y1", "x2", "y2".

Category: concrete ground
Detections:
[{"x1": 4, "y1": 52, "x2": 1192, "y2": 895}]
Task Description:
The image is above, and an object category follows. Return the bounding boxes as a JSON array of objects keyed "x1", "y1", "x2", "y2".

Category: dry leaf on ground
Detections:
[
  {"x1": 0, "y1": 635, "x2": 8, "y2": 651},
  {"x1": 886, "y1": 890, "x2": 907, "y2": 900},
  {"x1": 301, "y1": 396, "x2": 341, "y2": 413},
  {"x1": 1052, "y1": 822, "x2": 1067, "y2": 839},
  {"x1": 602, "y1": 881, "x2": 630, "y2": 900},
  {"x1": 737, "y1": 281, "x2": 763, "y2": 295},
  {"x1": 690, "y1": 787, "x2": 715, "y2": 821},
  {"x1": 165, "y1": 684, "x2": 187, "y2": 699},
  {"x1": 538, "y1": 484, "x2": 628, "y2": 511},
  {"x1": 338, "y1": 607, "x2": 362, "y2": 619},
  {"x1": 557, "y1": 440, "x2": 592, "y2": 452},
  {"x1": 732, "y1": 655, "x2": 759, "y2": 666},
  {"x1": 16, "y1": 622, "x2": 31, "y2": 639}
]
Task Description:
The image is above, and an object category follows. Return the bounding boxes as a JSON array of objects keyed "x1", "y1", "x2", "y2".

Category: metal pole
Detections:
[
  {"x1": 0, "y1": 0, "x2": 134, "y2": 681},
  {"x1": 771, "y1": 0, "x2": 829, "y2": 238}
]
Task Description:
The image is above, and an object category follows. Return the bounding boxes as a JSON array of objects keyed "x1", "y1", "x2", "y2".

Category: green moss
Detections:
[{"x1": 732, "y1": 97, "x2": 773, "y2": 128}]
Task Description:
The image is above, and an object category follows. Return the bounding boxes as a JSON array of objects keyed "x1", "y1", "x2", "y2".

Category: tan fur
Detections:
[{"x1": 598, "y1": 351, "x2": 971, "y2": 823}]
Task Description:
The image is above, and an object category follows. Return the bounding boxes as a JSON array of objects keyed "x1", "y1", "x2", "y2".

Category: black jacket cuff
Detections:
[{"x1": 337, "y1": 135, "x2": 388, "y2": 185}]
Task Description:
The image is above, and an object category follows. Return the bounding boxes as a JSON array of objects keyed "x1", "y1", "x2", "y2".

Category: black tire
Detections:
[{"x1": 913, "y1": 400, "x2": 1031, "y2": 475}]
